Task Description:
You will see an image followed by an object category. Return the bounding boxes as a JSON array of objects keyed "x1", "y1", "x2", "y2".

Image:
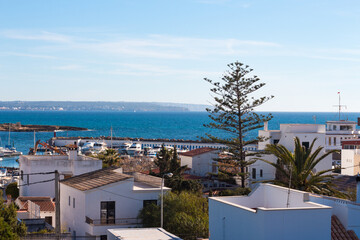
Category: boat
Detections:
[
  {"x1": 81, "y1": 141, "x2": 107, "y2": 154},
  {"x1": 126, "y1": 143, "x2": 142, "y2": 157},
  {"x1": 143, "y1": 147, "x2": 157, "y2": 158}
]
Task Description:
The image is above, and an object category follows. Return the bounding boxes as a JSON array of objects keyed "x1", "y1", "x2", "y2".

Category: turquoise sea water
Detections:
[{"x1": 0, "y1": 111, "x2": 359, "y2": 168}]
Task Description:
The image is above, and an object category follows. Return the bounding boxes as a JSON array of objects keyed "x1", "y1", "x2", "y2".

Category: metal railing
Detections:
[{"x1": 85, "y1": 216, "x2": 141, "y2": 226}]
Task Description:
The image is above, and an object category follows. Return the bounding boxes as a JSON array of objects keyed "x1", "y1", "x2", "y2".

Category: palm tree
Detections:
[
  {"x1": 96, "y1": 148, "x2": 121, "y2": 168},
  {"x1": 259, "y1": 137, "x2": 343, "y2": 196}
]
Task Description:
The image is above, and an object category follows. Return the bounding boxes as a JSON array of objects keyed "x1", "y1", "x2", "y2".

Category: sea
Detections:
[{"x1": 0, "y1": 110, "x2": 359, "y2": 168}]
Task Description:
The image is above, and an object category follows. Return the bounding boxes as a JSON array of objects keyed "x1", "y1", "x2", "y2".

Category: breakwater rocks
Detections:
[{"x1": 0, "y1": 122, "x2": 88, "y2": 132}]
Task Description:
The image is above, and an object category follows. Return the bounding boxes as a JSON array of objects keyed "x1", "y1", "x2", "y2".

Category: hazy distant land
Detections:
[
  {"x1": 0, "y1": 122, "x2": 88, "y2": 132},
  {"x1": 0, "y1": 101, "x2": 210, "y2": 112}
]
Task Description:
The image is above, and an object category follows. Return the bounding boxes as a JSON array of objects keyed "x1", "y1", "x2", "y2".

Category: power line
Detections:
[{"x1": 18, "y1": 178, "x2": 55, "y2": 187}]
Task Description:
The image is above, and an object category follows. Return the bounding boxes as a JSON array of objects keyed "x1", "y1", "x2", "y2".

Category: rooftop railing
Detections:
[{"x1": 85, "y1": 216, "x2": 142, "y2": 226}]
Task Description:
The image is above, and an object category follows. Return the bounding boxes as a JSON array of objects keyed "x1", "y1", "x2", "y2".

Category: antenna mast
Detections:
[{"x1": 333, "y1": 92, "x2": 346, "y2": 121}]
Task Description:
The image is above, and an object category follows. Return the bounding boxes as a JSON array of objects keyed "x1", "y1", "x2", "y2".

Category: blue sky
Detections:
[{"x1": 1, "y1": 0, "x2": 360, "y2": 112}]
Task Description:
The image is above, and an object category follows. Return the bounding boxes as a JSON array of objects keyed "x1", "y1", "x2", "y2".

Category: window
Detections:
[
  {"x1": 333, "y1": 125, "x2": 337, "y2": 130},
  {"x1": 68, "y1": 196, "x2": 71, "y2": 206},
  {"x1": 329, "y1": 137, "x2": 332, "y2": 146},
  {"x1": 101, "y1": 201, "x2": 115, "y2": 224},
  {"x1": 143, "y1": 200, "x2": 157, "y2": 208},
  {"x1": 45, "y1": 216, "x2": 52, "y2": 225},
  {"x1": 260, "y1": 169, "x2": 263, "y2": 178},
  {"x1": 73, "y1": 198, "x2": 75, "y2": 208},
  {"x1": 273, "y1": 139, "x2": 280, "y2": 145},
  {"x1": 252, "y1": 168, "x2": 256, "y2": 179},
  {"x1": 72, "y1": 231, "x2": 76, "y2": 240},
  {"x1": 302, "y1": 142, "x2": 309, "y2": 150},
  {"x1": 100, "y1": 235, "x2": 107, "y2": 240},
  {"x1": 334, "y1": 137, "x2": 336, "y2": 145}
]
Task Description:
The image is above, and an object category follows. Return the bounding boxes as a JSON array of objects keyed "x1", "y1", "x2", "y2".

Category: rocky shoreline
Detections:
[{"x1": 0, "y1": 122, "x2": 88, "y2": 132}]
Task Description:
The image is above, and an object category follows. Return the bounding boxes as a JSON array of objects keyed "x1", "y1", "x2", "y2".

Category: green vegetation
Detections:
[
  {"x1": 5, "y1": 182, "x2": 19, "y2": 200},
  {"x1": 204, "y1": 61, "x2": 273, "y2": 187},
  {"x1": 153, "y1": 145, "x2": 202, "y2": 193},
  {"x1": 218, "y1": 187, "x2": 251, "y2": 196},
  {"x1": 95, "y1": 149, "x2": 121, "y2": 168},
  {"x1": 138, "y1": 191, "x2": 208, "y2": 240},
  {"x1": 154, "y1": 145, "x2": 186, "y2": 177},
  {"x1": 0, "y1": 191, "x2": 27, "y2": 240},
  {"x1": 260, "y1": 137, "x2": 345, "y2": 197}
]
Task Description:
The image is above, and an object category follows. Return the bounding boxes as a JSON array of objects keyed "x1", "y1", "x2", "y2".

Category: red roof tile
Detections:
[
  {"x1": 179, "y1": 147, "x2": 217, "y2": 157},
  {"x1": 17, "y1": 197, "x2": 55, "y2": 212},
  {"x1": 331, "y1": 215, "x2": 359, "y2": 240}
]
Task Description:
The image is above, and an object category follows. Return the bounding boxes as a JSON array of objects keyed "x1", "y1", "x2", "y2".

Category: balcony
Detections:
[{"x1": 85, "y1": 216, "x2": 142, "y2": 226}]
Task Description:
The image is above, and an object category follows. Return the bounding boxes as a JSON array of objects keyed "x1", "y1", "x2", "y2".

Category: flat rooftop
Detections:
[
  {"x1": 107, "y1": 228, "x2": 182, "y2": 240},
  {"x1": 210, "y1": 184, "x2": 330, "y2": 212}
]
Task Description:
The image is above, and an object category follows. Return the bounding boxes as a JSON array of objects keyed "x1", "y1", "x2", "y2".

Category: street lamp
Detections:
[{"x1": 161, "y1": 172, "x2": 173, "y2": 228}]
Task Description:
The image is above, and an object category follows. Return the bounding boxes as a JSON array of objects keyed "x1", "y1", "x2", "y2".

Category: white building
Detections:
[
  {"x1": 251, "y1": 123, "x2": 332, "y2": 183},
  {"x1": 209, "y1": 183, "x2": 360, "y2": 240},
  {"x1": 19, "y1": 148, "x2": 102, "y2": 198},
  {"x1": 325, "y1": 120, "x2": 360, "y2": 151},
  {"x1": 179, "y1": 147, "x2": 218, "y2": 177},
  {"x1": 16, "y1": 196, "x2": 55, "y2": 227},
  {"x1": 341, "y1": 139, "x2": 360, "y2": 176},
  {"x1": 60, "y1": 168, "x2": 170, "y2": 239},
  {"x1": 51, "y1": 137, "x2": 229, "y2": 152},
  {"x1": 107, "y1": 228, "x2": 182, "y2": 240}
]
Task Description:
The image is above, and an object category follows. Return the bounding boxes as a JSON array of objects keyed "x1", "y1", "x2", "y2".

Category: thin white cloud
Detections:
[
  {"x1": 1, "y1": 52, "x2": 58, "y2": 59},
  {"x1": 53, "y1": 64, "x2": 83, "y2": 70},
  {"x1": 2, "y1": 30, "x2": 72, "y2": 43}
]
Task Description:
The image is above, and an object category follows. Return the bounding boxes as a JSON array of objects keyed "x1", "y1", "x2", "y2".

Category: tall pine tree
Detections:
[{"x1": 204, "y1": 61, "x2": 273, "y2": 187}]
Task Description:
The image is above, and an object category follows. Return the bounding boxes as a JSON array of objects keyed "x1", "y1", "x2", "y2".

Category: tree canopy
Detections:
[
  {"x1": 204, "y1": 61, "x2": 273, "y2": 187},
  {"x1": 0, "y1": 191, "x2": 27, "y2": 240},
  {"x1": 153, "y1": 145, "x2": 202, "y2": 193},
  {"x1": 259, "y1": 137, "x2": 345, "y2": 196},
  {"x1": 95, "y1": 148, "x2": 121, "y2": 168},
  {"x1": 138, "y1": 191, "x2": 208, "y2": 240}
]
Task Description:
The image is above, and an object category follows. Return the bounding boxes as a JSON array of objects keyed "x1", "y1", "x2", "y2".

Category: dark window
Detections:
[
  {"x1": 100, "y1": 236, "x2": 107, "y2": 240},
  {"x1": 45, "y1": 216, "x2": 52, "y2": 225},
  {"x1": 73, "y1": 198, "x2": 75, "y2": 208},
  {"x1": 101, "y1": 201, "x2": 115, "y2": 224},
  {"x1": 273, "y1": 139, "x2": 280, "y2": 145},
  {"x1": 302, "y1": 142, "x2": 310, "y2": 150},
  {"x1": 252, "y1": 168, "x2": 256, "y2": 179},
  {"x1": 260, "y1": 169, "x2": 263, "y2": 178},
  {"x1": 143, "y1": 200, "x2": 157, "y2": 208},
  {"x1": 68, "y1": 196, "x2": 70, "y2": 206}
]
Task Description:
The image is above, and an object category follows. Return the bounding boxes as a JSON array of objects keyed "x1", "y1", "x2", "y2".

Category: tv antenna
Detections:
[{"x1": 333, "y1": 92, "x2": 346, "y2": 121}]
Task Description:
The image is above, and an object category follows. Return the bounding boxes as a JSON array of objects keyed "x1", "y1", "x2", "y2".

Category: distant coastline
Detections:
[
  {"x1": 0, "y1": 101, "x2": 209, "y2": 112},
  {"x1": 0, "y1": 123, "x2": 88, "y2": 132}
]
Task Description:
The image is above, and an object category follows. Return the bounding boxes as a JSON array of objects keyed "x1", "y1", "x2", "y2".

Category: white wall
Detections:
[
  {"x1": 209, "y1": 184, "x2": 332, "y2": 240},
  {"x1": 256, "y1": 124, "x2": 332, "y2": 177},
  {"x1": 341, "y1": 150, "x2": 355, "y2": 175},
  {"x1": 19, "y1": 155, "x2": 102, "y2": 198},
  {"x1": 60, "y1": 178, "x2": 170, "y2": 237},
  {"x1": 180, "y1": 151, "x2": 218, "y2": 177},
  {"x1": 310, "y1": 194, "x2": 360, "y2": 237},
  {"x1": 209, "y1": 198, "x2": 331, "y2": 240}
]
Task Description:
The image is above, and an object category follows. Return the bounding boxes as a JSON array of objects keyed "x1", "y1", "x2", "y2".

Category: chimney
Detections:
[
  {"x1": 68, "y1": 146, "x2": 78, "y2": 161},
  {"x1": 356, "y1": 174, "x2": 360, "y2": 203},
  {"x1": 264, "y1": 121, "x2": 269, "y2": 131}
]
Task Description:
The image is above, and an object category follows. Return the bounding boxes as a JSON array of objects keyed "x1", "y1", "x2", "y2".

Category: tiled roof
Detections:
[
  {"x1": 17, "y1": 197, "x2": 55, "y2": 212},
  {"x1": 179, "y1": 147, "x2": 216, "y2": 157},
  {"x1": 332, "y1": 175, "x2": 357, "y2": 193},
  {"x1": 331, "y1": 215, "x2": 359, "y2": 240},
  {"x1": 60, "y1": 167, "x2": 132, "y2": 191}
]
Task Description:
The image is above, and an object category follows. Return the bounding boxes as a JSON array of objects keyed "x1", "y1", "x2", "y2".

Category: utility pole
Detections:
[{"x1": 55, "y1": 170, "x2": 61, "y2": 239}]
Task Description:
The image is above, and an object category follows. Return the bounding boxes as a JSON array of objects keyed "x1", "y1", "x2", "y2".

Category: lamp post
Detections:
[{"x1": 161, "y1": 172, "x2": 173, "y2": 228}]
